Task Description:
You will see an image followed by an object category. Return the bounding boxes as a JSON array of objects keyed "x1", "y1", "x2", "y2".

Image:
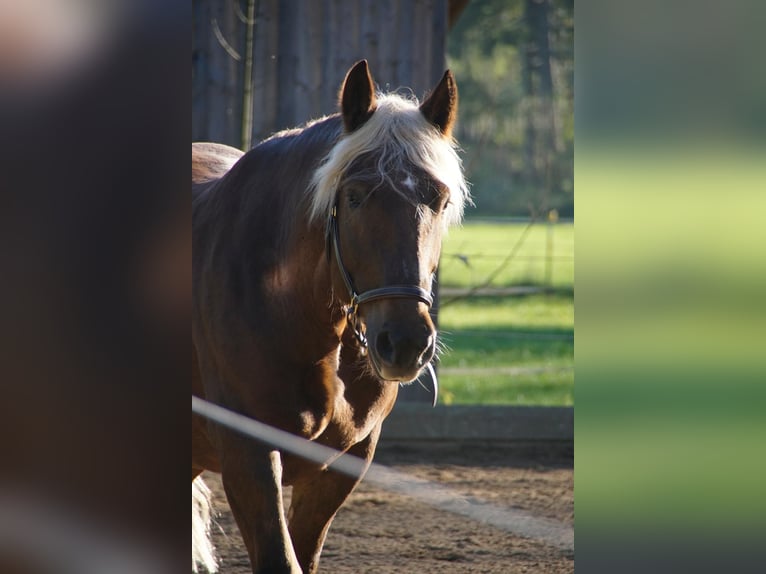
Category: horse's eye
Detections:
[
  {"x1": 347, "y1": 191, "x2": 362, "y2": 209},
  {"x1": 429, "y1": 194, "x2": 450, "y2": 214}
]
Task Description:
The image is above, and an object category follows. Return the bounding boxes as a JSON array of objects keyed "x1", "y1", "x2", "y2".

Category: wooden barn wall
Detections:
[{"x1": 193, "y1": 0, "x2": 449, "y2": 149}]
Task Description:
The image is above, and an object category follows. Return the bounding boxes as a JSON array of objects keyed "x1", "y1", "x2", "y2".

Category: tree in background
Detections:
[{"x1": 448, "y1": 0, "x2": 573, "y2": 217}]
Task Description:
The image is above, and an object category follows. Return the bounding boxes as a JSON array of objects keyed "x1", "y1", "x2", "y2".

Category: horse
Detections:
[{"x1": 192, "y1": 60, "x2": 469, "y2": 573}]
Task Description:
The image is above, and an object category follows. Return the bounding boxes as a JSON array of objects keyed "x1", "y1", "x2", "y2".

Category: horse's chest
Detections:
[
  {"x1": 281, "y1": 416, "x2": 372, "y2": 485},
  {"x1": 294, "y1": 385, "x2": 368, "y2": 448},
  {"x1": 281, "y1": 389, "x2": 389, "y2": 485}
]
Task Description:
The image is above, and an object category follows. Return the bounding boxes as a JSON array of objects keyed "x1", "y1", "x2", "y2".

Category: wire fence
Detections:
[
  {"x1": 425, "y1": 216, "x2": 574, "y2": 404},
  {"x1": 439, "y1": 215, "x2": 574, "y2": 307},
  {"x1": 445, "y1": 254, "x2": 574, "y2": 261}
]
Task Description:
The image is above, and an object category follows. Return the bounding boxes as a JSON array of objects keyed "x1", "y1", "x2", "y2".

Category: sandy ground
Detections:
[{"x1": 204, "y1": 443, "x2": 573, "y2": 573}]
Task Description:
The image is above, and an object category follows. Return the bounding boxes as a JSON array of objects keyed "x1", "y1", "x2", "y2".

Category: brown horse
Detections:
[{"x1": 192, "y1": 60, "x2": 469, "y2": 573}]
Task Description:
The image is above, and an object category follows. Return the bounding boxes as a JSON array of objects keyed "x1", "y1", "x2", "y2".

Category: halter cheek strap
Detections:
[{"x1": 326, "y1": 203, "x2": 433, "y2": 349}]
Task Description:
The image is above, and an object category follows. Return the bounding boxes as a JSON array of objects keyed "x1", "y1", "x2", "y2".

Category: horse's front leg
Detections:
[
  {"x1": 221, "y1": 432, "x2": 302, "y2": 573},
  {"x1": 287, "y1": 425, "x2": 381, "y2": 574}
]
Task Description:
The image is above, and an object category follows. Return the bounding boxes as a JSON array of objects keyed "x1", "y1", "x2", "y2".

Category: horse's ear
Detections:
[
  {"x1": 420, "y1": 70, "x2": 458, "y2": 137},
  {"x1": 340, "y1": 60, "x2": 377, "y2": 132}
]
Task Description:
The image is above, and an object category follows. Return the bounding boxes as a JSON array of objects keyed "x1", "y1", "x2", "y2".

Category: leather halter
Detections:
[{"x1": 326, "y1": 202, "x2": 433, "y2": 350}]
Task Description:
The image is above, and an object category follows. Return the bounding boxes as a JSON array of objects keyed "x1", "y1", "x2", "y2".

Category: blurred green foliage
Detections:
[
  {"x1": 576, "y1": 142, "x2": 766, "y2": 541},
  {"x1": 448, "y1": 0, "x2": 573, "y2": 217}
]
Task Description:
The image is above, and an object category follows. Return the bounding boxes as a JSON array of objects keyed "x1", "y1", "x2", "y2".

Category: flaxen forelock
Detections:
[{"x1": 308, "y1": 93, "x2": 470, "y2": 227}]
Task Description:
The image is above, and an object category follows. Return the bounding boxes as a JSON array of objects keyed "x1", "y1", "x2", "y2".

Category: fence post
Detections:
[{"x1": 545, "y1": 209, "x2": 558, "y2": 288}]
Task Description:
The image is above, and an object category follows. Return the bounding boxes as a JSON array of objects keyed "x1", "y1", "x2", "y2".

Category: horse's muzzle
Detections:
[{"x1": 370, "y1": 326, "x2": 436, "y2": 382}]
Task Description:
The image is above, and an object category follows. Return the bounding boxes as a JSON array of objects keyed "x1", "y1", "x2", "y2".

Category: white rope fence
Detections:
[{"x1": 192, "y1": 395, "x2": 574, "y2": 552}]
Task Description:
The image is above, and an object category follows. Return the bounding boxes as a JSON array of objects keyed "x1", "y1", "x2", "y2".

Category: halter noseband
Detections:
[{"x1": 326, "y1": 203, "x2": 433, "y2": 350}]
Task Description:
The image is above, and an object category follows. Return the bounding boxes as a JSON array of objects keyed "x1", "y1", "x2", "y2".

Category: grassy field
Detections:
[
  {"x1": 435, "y1": 221, "x2": 574, "y2": 405},
  {"x1": 439, "y1": 220, "x2": 574, "y2": 289}
]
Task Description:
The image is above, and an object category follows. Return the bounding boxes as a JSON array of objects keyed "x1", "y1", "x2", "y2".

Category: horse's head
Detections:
[{"x1": 311, "y1": 61, "x2": 469, "y2": 383}]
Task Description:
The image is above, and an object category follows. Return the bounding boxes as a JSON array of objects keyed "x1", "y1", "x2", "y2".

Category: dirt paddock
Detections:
[{"x1": 204, "y1": 442, "x2": 573, "y2": 573}]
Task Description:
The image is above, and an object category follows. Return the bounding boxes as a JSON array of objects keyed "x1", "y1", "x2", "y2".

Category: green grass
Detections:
[
  {"x1": 440, "y1": 221, "x2": 574, "y2": 288},
  {"x1": 436, "y1": 294, "x2": 574, "y2": 405},
  {"x1": 428, "y1": 220, "x2": 574, "y2": 405},
  {"x1": 438, "y1": 369, "x2": 573, "y2": 406}
]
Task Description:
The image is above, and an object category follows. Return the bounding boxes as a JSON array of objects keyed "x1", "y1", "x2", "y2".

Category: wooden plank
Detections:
[
  {"x1": 276, "y1": 0, "x2": 298, "y2": 130},
  {"x1": 196, "y1": 0, "x2": 450, "y2": 145},
  {"x1": 381, "y1": 405, "x2": 574, "y2": 441},
  {"x1": 205, "y1": 0, "x2": 225, "y2": 143},
  {"x1": 292, "y1": 0, "x2": 310, "y2": 125},
  {"x1": 251, "y1": 0, "x2": 280, "y2": 143},
  {"x1": 320, "y1": 0, "x2": 339, "y2": 114},
  {"x1": 337, "y1": 0, "x2": 361, "y2": 77},
  {"x1": 394, "y1": 0, "x2": 413, "y2": 93},
  {"x1": 360, "y1": 0, "x2": 380, "y2": 73},
  {"x1": 312, "y1": 2, "x2": 327, "y2": 118},
  {"x1": 410, "y1": 0, "x2": 431, "y2": 96},
  {"x1": 192, "y1": 0, "x2": 210, "y2": 142},
  {"x1": 289, "y1": 0, "x2": 320, "y2": 124},
  {"x1": 206, "y1": 0, "x2": 244, "y2": 146},
  {"x1": 431, "y1": 0, "x2": 448, "y2": 84}
]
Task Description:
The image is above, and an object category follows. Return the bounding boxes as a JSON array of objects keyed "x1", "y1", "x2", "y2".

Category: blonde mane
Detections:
[{"x1": 308, "y1": 93, "x2": 470, "y2": 227}]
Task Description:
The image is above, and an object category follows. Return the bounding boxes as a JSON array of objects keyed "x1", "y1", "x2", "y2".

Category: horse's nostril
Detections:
[
  {"x1": 418, "y1": 334, "x2": 436, "y2": 364},
  {"x1": 375, "y1": 331, "x2": 395, "y2": 364},
  {"x1": 375, "y1": 329, "x2": 434, "y2": 370}
]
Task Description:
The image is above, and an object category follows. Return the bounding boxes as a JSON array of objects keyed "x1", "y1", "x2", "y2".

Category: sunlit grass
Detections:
[
  {"x1": 440, "y1": 221, "x2": 574, "y2": 288},
  {"x1": 436, "y1": 294, "x2": 574, "y2": 405},
  {"x1": 432, "y1": 219, "x2": 574, "y2": 405},
  {"x1": 439, "y1": 369, "x2": 574, "y2": 406},
  {"x1": 575, "y1": 145, "x2": 766, "y2": 530}
]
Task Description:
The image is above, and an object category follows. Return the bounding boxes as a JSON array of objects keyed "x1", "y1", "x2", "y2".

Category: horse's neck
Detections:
[
  {"x1": 273, "y1": 220, "x2": 346, "y2": 358},
  {"x1": 194, "y1": 146, "x2": 345, "y2": 365},
  {"x1": 222, "y1": 223, "x2": 344, "y2": 375}
]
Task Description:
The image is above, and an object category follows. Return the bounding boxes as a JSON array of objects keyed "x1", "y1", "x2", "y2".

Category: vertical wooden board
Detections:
[
  {"x1": 337, "y1": 0, "x2": 361, "y2": 78},
  {"x1": 195, "y1": 0, "x2": 449, "y2": 146},
  {"x1": 359, "y1": 0, "x2": 380, "y2": 75},
  {"x1": 225, "y1": 2, "x2": 245, "y2": 147},
  {"x1": 394, "y1": 0, "x2": 414, "y2": 93},
  {"x1": 376, "y1": 0, "x2": 396, "y2": 90},
  {"x1": 306, "y1": 0, "x2": 325, "y2": 120},
  {"x1": 205, "y1": 0, "x2": 225, "y2": 143},
  {"x1": 293, "y1": 0, "x2": 325, "y2": 124},
  {"x1": 192, "y1": 0, "x2": 210, "y2": 141},
  {"x1": 254, "y1": 0, "x2": 281, "y2": 142},
  {"x1": 431, "y1": 0, "x2": 448, "y2": 85},
  {"x1": 276, "y1": 0, "x2": 299, "y2": 130},
  {"x1": 239, "y1": 0, "x2": 258, "y2": 150},
  {"x1": 250, "y1": 0, "x2": 269, "y2": 143},
  {"x1": 206, "y1": 0, "x2": 244, "y2": 146},
  {"x1": 320, "y1": 0, "x2": 339, "y2": 115},
  {"x1": 413, "y1": 0, "x2": 433, "y2": 96},
  {"x1": 291, "y1": 0, "x2": 309, "y2": 126},
  {"x1": 219, "y1": 0, "x2": 238, "y2": 145}
]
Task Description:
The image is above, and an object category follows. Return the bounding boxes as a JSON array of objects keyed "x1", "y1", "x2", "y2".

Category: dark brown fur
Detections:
[{"x1": 192, "y1": 61, "x2": 457, "y2": 573}]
